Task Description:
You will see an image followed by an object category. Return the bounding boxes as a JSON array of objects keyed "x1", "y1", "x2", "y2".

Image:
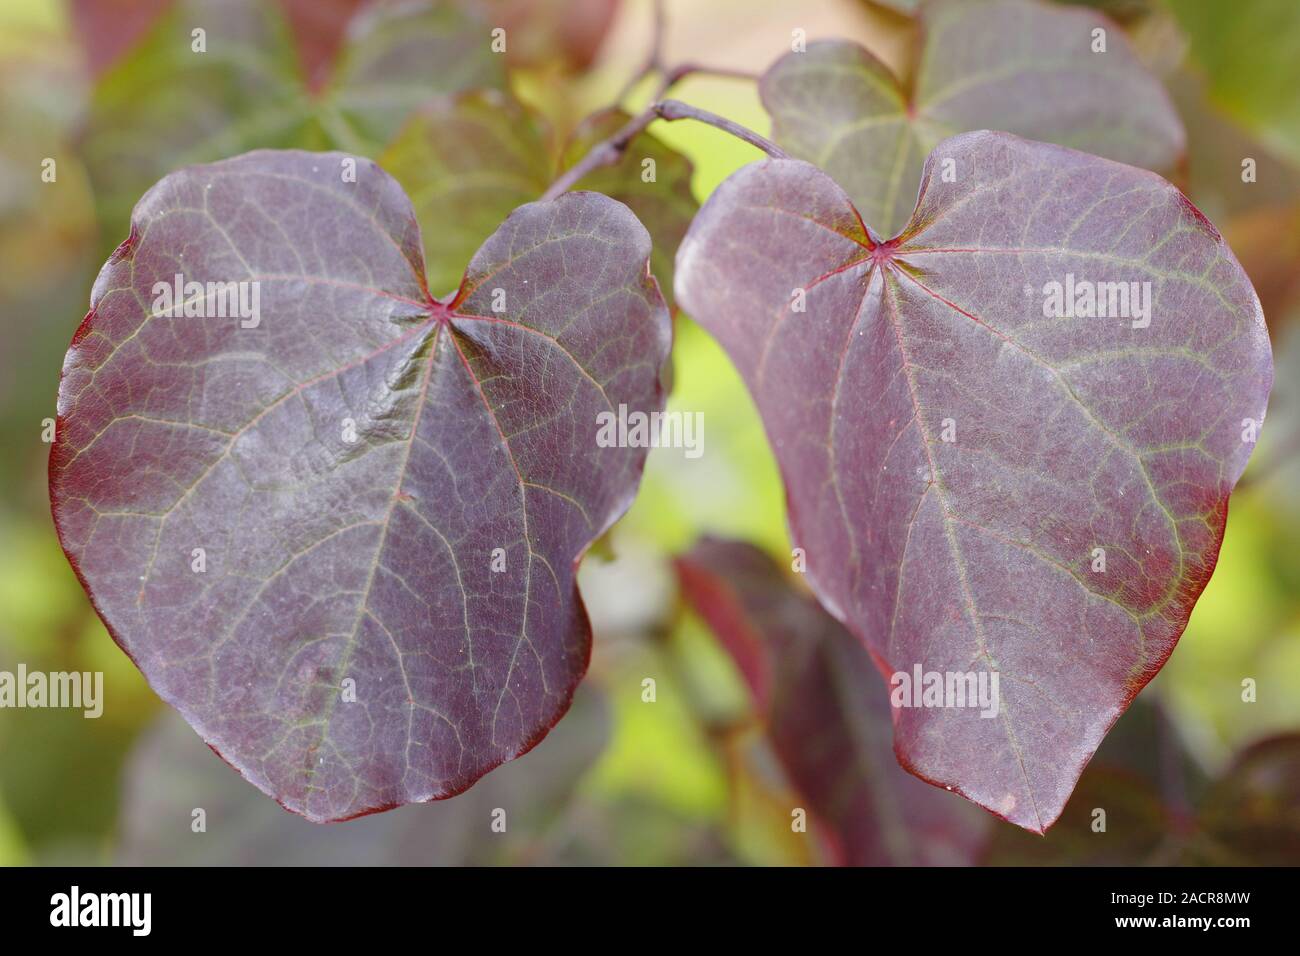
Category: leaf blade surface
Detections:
[
  {"x1": 675, "y1": 131, "x2": 1271, "y2": 831},
  {"x1": 51, "y1": 149, "x2": 670, "y2": 822}
]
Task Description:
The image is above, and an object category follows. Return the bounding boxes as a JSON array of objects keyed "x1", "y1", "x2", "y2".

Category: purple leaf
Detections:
[
  {"x1": 761, "y1": 0, "x2": 1184, "y2": 237},
  {"x1": 983, "y1": 697, "x2": 1200, "y2": 864},
  {"x1": 674, "y1": 131, "x2": 1272, "y2": 832},
  {"x1": 50, "y1": 149, "x2": 671, "y2": 822},
  {"x1": 676, "y1": 537, "x2": 987, "y2": 864}
]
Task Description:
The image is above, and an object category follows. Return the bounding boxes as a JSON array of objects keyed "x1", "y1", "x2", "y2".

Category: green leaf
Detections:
[
  {"x1": 1167, "y1": 0, "x2": 1300, "y2": 168},
  {"x1": 381, "y1": 97, "x2": 697, "y2": 308},
  {"x1": 81, "y1": 0, "x2": 505, "y2": 245},
  {"x1": 380, "y1": 90, "x2": 554, "y2": 299}
]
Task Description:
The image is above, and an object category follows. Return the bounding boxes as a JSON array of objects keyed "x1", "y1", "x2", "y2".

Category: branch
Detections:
[
  {"x1": 657, "y1": 99, "x2": 787, "y2": 157},
  {"x1": 540, "y1": 99, "x2": 787, "y2": 202},
  {"x1": 614, "y1": 1, "x2": 759, "y2": 104},
  {"x1": 653, "y1": 62, "x2": 761, "y2": 99}
]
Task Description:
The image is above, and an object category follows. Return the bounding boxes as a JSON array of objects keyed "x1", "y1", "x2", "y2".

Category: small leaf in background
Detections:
[
  {"x1": 762, "y1": 0, "x2": 1184, "y2": 237},
  {"x1": 676, "y1": 537, "x2": 988, "y2": 864},
  {"x1": 380, "y1": 90, "x2": 554, "y2": 299},
  {"x1": 79, "y1": 0, "x2": 505, "y2": 246},
  {"x1": 117, "y1": 685, "x2": 609, "y2": 864},
  {"x1": 381, "y1": 95, "x2": 697, "y2": 308},
  {"x1": 50, "y1": 149, "x2": 671, "y2": 822},
  {"x1": 277, "y1": 0, "x2": 370, "y2": 93},
  {"x1": 488, "y1": 0, "x2": 622, "y2": 73},
  {"x1": 68, "y1": 0, "x2": 173, "y2": 79},
  {"x1": 675, "y1": 132, "x2": 1272, "y2": 832}
]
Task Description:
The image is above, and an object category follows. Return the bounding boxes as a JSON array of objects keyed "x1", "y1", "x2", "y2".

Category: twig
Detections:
[
  {"x1": 657, "y1": 99, "x2": 786, "y2": 157},
  {"x1": 613, "y1": 1, "x2": 759, "y2": 105},
  {"x1": 652, "y1": 62, "x2": 761, "y2": 99},
  {"x1": 540, "y1": 99, "x2": 787, "y2": 202}
]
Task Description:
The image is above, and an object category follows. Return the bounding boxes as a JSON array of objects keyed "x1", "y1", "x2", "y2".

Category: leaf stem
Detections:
[
  {"x1": 614, "y1": 0, "x2": 759, "y2": 103},
  {"x1": 652, "y1": 62, "x2": 761, "y2": 99},
  {"x1": 540, "y1": 99, "x2": 786, "y2": 202},
  {"x1": 657, "y1": 98, "x2": 787, "y2": 156}
]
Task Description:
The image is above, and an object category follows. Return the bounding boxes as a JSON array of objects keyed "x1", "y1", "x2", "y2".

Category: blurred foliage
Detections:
[
  {"x1": 1166, "y1": 0, "x2": 1300, "y2": 168},
  {"x1": 0, "y1": 0, "x2": 1297, "y2": 865}
]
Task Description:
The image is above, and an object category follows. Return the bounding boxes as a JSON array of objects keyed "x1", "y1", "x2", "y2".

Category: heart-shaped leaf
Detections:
[
  {"x1": 81, "y1": 0, "x2": 505, "y2": 247},
  {"x1": 50, "y1": 149, "x2": 670, "y2": 822},
  {"x1": 676, "y1": 537, "x2": 987, "y2": 864},
  {"x1": 761, "y1": 0, "x2": 1185, "y2": 237},
  {"x1": 674, "y1": 131, "x2": 1272, "y2": 831}
]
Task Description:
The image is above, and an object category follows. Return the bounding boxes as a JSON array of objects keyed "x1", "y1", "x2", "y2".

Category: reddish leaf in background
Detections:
[
  {"x1": 492, "y1": 0, "x2": 622, "y2": 72},
  {"x1": 278, "y1": 0, "x2": 371, "y2": 93},
  {"x1": 50, "y1": 150, "x2": 670, "y2": 822},
  {"x1": 69, "y1": 0, "x2": 173, "y2": 79},
  {"x1": 985, "y1": 702, "x2": 1300, "y2": 865},
  {"x1": 70, "y1": 0, "x2": 367, "y2": 86},
  {"x1": 1192, "y1": 737, "x2": 1300, "y2": 865},
  {"x1": 675, "y1": 131, "x2": 1272, "y2": 831},
  {"x1": 676, "y1": 538, "x2": 987, "y2": 864}
]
